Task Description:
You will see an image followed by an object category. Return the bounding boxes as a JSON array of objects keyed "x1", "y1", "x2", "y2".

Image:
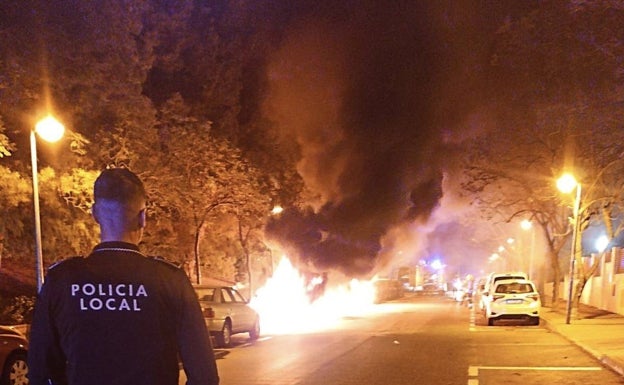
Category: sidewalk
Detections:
[{"x1": 540, "y1": 303, "x2": 624, "y2": 377}]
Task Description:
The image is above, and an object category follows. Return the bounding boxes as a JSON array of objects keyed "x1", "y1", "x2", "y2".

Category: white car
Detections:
[
  {"x1": 484, "y1": 279, "x2": 540, "y2": 326},
  {"x1": 194, "y1": 285, "x2": 261, "y2": 347},
  {"x1": 479, "y1": 272, "x2": 529, "y2": 310}
]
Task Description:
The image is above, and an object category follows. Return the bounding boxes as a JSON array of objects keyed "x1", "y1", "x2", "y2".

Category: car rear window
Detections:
[
  {"x1": 195, "y1": 288, "x2": 216, "y2": 301},
  {"x1": 495, "y1": 283, "x2": 534, "y2": 294},
  {"x1": 493, "y1": 275, "x2": 526, "y2": 284}
]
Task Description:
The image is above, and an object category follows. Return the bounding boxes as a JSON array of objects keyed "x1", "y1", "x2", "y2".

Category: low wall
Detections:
[{"x1": 544, "y1": 247, "x2": 624, "y2": 316}]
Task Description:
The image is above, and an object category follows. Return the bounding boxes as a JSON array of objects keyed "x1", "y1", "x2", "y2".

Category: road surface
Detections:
[{"x1": 180, "y1": 294, "x2": 623, "y2": 385}]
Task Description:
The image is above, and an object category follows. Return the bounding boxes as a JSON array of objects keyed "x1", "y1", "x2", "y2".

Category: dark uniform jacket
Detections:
[{"x1": 27, "y1": 241, "x2": 219, "y2": 385}]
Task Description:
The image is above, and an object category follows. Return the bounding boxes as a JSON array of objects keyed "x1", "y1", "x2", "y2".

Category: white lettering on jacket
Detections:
[{"x1": 71, "y1": 283, "x2": 148, "y2": 312}]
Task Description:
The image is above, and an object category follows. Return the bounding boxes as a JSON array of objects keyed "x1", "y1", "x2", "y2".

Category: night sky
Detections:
[{"x1": 262, "y1": 1, "x2": 539, "y2": 278}]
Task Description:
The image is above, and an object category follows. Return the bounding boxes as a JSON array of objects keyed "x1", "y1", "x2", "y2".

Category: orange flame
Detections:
[{"x1": 249, "y1": 255, "x2": 377, "y2": 335}]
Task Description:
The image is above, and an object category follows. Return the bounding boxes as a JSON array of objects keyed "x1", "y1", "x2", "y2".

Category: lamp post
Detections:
[
  {"x1": 31, "y1": 115, "x2": 65, "y2": 292},
  {"x1": 520, "y1": 219, "x2": 536, "y2": 279},
  {"x1": 557, "y1": 173, "x2": 582, "y2": 324}
]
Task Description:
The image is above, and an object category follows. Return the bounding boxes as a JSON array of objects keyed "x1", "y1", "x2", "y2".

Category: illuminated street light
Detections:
[
  {"x1": 489, "y1": 252, "x2": 506, "y2": 270},
  {"x1": 31, "y1": 115, "x2": 65, "y2": 292},
  {"x1": 557, "y1": 173, "x2": 582, "y2": 324},
  {"x1": 520, "y1": 219, "x2": 532, "y2": 231},
  {"x1": 271, "y1": 205, "x2": 284, "y2": 215},
  {"x1": 595, "y1": 235, "x2": 609, "y2": 253}
]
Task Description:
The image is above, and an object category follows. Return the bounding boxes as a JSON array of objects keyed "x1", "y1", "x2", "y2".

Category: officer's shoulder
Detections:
[
  {"x1": 148, "y1": 255, "x2": 181, "y2": 270},
  {"x1": 48, "y1": 256, "x2": 85, "y2": 270}
]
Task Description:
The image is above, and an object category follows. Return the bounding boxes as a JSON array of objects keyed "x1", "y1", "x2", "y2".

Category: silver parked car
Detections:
[
  {"x1": 0, "y1": 326, "x2": 28, "y2": 385},
  {"x1": 194, "y1": 285, "x2": 260, "y2": 348}
]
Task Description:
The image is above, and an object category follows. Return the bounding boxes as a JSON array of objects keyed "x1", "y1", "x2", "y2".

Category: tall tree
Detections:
[
  {"x1": 465, "y1": 0, "x2": 624, "y2": 309},
  {"x1": 0, "y1": 0, "x2": 158, "y2": 264},
  {"x1": 461, "y1": 122, "x2": 572, "y2": 305},
  {"x1": 149, "y1": 94, "x2": 272, "y2": 283}
]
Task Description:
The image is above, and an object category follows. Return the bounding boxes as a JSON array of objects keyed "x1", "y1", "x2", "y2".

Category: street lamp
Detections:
[
  {"x1": 31, "y1": 115, "x2": 65, "y2": 292},
  {"x1": 557, "y1": 172, "x2": 582, "y2": 324},
  {"x1": 595, "y1": 235, "x2": 609, "y2": 253},
  {"x1": 271, "y1": 205, "x2": 284, "y2": 215}
]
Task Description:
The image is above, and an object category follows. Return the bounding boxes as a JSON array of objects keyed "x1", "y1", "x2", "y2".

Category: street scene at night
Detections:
[
  {"x1": 180, "y1": 292, "x2": 624, "y2": 385},
  {"x1": 1, "y1": 1, "x2": 624, "y2": 384}
]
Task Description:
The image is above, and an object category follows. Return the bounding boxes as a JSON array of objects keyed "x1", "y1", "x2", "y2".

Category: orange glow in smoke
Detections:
[{"x1": 249, "y1": 255, "x2": 377, "y2": 335}]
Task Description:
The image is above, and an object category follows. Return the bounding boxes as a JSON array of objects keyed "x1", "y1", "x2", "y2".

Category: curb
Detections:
[
  {"x1": 601, "y1": 356, "x2": 624, "y2": 377},
  {"x1": 541, "y1": 317, "x2": 624, "y2": 378}
]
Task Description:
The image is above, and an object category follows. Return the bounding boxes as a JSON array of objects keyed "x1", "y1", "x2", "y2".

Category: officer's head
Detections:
[{"x1": 92, "y1": 167, "x2": 147, "y2": 243}]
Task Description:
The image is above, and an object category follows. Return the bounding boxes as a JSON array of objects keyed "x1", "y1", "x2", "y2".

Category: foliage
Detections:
[
  {"x1": 0, "y1": 119, "x2": 14, "y2": 158},
  {"x1": 0, "y1": 295, "x2": 35, "y2": 325},
  {"x1": 142, "y1": 93, "x2": 273, "y2": 283},
  {"x1": 461, "y1": 123, "x2": 571, "y2": 302},
  {"x1": 0, "y1": 165, "x2": 31, "y2": 246}
]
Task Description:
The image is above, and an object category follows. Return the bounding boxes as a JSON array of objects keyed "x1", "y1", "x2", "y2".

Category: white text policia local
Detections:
[{"x1": 71, "y1": 283, "x2": 148, "y2": 311}]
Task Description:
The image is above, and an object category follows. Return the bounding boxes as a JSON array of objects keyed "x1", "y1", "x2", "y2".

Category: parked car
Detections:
[
  {"x1": 479, "y1": 272, "x2": 529, "y2": 311},
  {"x1": 193, "y1": 285, "x2": 260, "y2": 348},
  {"x1": 0, "y1": 326, "x2": 28, "y2": 385},
  {"x1": 483, "y1": 279, "x2": 541, "y2": 326}
]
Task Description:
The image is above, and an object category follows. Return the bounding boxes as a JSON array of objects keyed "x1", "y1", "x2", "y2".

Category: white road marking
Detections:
[
  {"x1": 471, "y1": 366, "x2": 601, "y2": 371},
  {"x1": 467, "y1": 365, "x2": 602, "y2": 385}
]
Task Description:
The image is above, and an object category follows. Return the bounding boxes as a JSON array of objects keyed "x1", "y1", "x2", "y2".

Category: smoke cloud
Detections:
[{"x1": 262, "y1": 1, "x2": 536, "y2": 277}]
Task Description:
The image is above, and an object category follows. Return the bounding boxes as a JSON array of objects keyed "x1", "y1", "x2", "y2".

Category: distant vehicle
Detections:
[
  {"x1": 0, "y1": 326, "x2": 28, "y2": 385},
  {"x1": 483, "y1": 279, "x2": 541, "y2": 326},
  {"x1": 373, "y1": 279, "x2": 404, "y2": 303},
  {"x1": 480, "y1": 272, "x2": 529, "y2": 310},
  {"x1": 414, "y1": 282, "x2": 445, "y2": 296},
  {"x1": 194, "y1": 285, "x2": 261, "y2": 348}
]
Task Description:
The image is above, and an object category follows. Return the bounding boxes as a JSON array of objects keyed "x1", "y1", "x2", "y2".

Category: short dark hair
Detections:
[{"x1": 94, "y1": 167, "x2": 146, "y2": 207}]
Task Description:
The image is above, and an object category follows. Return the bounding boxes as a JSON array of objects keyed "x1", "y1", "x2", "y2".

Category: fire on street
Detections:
[{"x1": 181, "y1": 294, "x2": 623, "y2": 385}]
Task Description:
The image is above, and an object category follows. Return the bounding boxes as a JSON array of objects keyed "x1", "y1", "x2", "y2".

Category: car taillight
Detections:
[
  {"x1": 493, "y1": 294, "x2": 505, "y2": 301},
  {"x1": 203, "y1": 307, "x2": 215, "y2": 318},
  {"x1": 527, "y1": 294, "x2": 540, "y2": 301}
]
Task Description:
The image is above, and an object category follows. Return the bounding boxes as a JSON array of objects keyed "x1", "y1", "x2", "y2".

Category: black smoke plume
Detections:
[{"x1": 262, "y1": 0, "x2": 537, "y2": 277}]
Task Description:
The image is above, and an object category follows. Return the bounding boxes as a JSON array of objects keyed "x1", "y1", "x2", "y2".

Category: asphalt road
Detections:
[{"x1": 180, "y1": 294, "x2": 624, "y2": 385}]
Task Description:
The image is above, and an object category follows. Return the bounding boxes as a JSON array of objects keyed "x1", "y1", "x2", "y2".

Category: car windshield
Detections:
[{"x1": 495, "y1": 283, "x2": 533, "y2": 294}]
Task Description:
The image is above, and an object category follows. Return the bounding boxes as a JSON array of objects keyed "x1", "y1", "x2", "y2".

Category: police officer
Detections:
[{"x1": 28, "y1": 167, "x2": 219, "y2": 385}]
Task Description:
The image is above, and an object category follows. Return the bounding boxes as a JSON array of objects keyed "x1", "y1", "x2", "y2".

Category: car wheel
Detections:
[
  {"x1": 487, "y1": 318, "x2": 495, "y2": 326},
  {"x1": 1, "y1": 352, "x2": 28, "y2": 385},
  {"x1": 530, "y1": 317, "x2": 540, "y2": 326},
  {"x1": 215, "y1": 321, "x2": 232, "y2": 348},
  {"x1": 249, "y1": 318, "x2": 260, "y2": 341}
]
